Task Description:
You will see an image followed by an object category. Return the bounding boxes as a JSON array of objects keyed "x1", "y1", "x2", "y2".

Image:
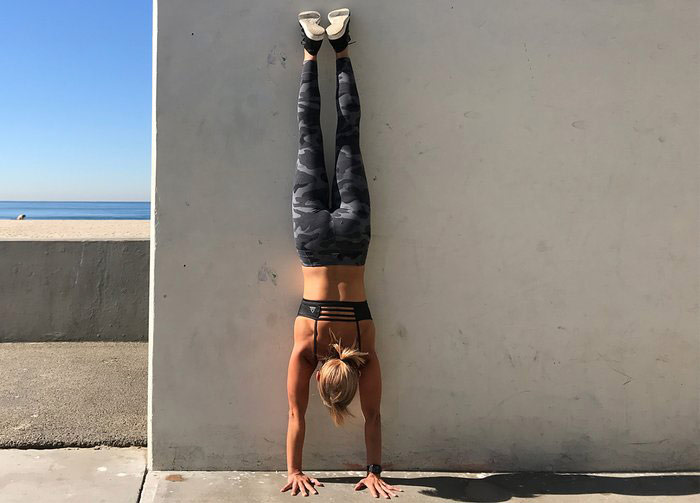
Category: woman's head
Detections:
[{"x1": 316, "y1": 331, "x2": 369, "y2": 427}]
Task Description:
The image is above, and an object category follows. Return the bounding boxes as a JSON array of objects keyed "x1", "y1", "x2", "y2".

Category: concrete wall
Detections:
[
  {"x1": 1, "y1": 241, "x2": 149, "y2": 342},
  {"x1": 150, "y1": 0, "x2": 700, "y2": 471}
]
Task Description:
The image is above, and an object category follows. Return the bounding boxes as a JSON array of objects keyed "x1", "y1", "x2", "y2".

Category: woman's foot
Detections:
[
  {"x1": 298, "y1": 11, "x2": 325, "y2": 56},
  {"x1": 326, "y1": 8, "x2": 351, "y2": 53}
]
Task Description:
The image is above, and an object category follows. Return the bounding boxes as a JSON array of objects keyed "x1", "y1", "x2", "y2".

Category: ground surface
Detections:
[
  {"x1": 2, "y1": 447, "x2": 699, "y2": 503},
  {"x1": 0, "y1": 342, "x2": 147, "y2": 447},
  {"x1": 0, "y1": 447, "x2": 146, "y2": 503},
  {"x1": 140, "y1": 470, "x2": 700, "y2": 502},
  {"x1": 0, "y1": 220, "x2": 149, "y2": 240}
]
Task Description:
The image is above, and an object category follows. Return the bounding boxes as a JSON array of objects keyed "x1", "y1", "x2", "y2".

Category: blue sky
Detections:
[{"x1": 0, "y1": 1, "x2": 152, "y2": 201}]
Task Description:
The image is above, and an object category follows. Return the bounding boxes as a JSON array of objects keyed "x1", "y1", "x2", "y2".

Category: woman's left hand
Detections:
[{"x1": 354, "y1": 473, "x2": 403, "y2": 499}]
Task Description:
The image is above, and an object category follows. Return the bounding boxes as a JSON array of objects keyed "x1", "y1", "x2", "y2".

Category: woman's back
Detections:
[
  {"x1": 297, "y1": 264, "x2": 371, "y2": 364},
  {"x1": 301, "y1": 264, "x2": 367, "y2": 301}
]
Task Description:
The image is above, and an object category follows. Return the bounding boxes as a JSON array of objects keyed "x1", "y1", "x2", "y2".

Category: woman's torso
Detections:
[
  {"x1": 296, "y1": 265, "x2": 374, "y2": 366},
  {"x1": 301, "y1": 264, "x2": 367, "y2": 301}
]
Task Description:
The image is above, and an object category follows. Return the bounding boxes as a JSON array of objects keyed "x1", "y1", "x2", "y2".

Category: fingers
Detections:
[
  {"x1": 372, "y1": 479, "x2": 401, "y2": 499},
  {"x1": 281, "y1": 481, "x2": 293, "y2": 492},
  {"x1": 354, "y1": 477, "x2": 403, "y2": 498},
  {"x1": 311, "y1": 478, "x2": 324, "y2": 487},
  {"x1": 376, "y1": 482, "x2": 391, "y2": 499},
  {"x1": 368, "y1": 480, "x2": 379, "y2": 498},
  {"x1": 295, "y1": 479, "x2": 308, "y2": 496},
  {"x1": 383, "y1": 481, "x2": 403, "y2": 492},
  {"x1": 380, "y1": 480, "x2": 402, "y2": 495},
  {"x1": 297, "y1": 480, "x2": 308, "y2": 496},
  {"x1": 303, "y1": 479, "x2": 318, "y2": 495}
]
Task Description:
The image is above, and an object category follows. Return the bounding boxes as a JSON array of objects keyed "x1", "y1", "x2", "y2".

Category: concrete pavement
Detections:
[
  {"x1": 0, "y1": 448, "x2": 698, "y2": 502},
  {"x1": 0, "y1": 447, "x2": 146, "y2": 503},
  {"x1": 140, "y1": 470, "x2": 700, "y2": 502},
  {"x1": 0, "y1": 342, "x2": 147, "y2": 447}
]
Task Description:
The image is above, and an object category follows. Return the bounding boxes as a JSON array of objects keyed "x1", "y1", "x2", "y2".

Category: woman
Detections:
[{"x1": 281, "y1": 8, "x2": 402, "y2": 499}]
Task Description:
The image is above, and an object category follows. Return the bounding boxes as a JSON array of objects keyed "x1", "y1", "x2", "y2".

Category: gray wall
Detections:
[
  {"x1": 150, "y1": 0, "x2": 700, "y2": 470},
  {"x1": 1, "y1": 241, "x2": 149, "y2": 342}
]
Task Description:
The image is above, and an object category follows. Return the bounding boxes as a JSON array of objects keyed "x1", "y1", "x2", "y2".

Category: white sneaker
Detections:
[
  {"x1": 298, "y1": 11, "x2": 325, "y2": 41},
  {"x1": 326, "y1": 8, "x2": 350, "y2": 40}
]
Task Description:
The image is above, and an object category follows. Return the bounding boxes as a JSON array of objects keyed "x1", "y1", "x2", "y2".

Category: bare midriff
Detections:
[{"x1": 301, "y1": 265, "x2": 366, "y2": 301}]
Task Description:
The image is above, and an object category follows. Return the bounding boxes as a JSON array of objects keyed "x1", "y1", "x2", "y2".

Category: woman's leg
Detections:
[
  {"x1": 293, "y1": 57, "x2": 331, "y2": 254},
  {"x1": 330, "y1": 54, "x2": 371, "y2": 236}
]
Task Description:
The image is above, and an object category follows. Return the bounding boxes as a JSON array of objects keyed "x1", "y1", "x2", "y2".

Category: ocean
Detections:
[{"x1": 0, "y1": 201, "x2": 150, "y2": 220}]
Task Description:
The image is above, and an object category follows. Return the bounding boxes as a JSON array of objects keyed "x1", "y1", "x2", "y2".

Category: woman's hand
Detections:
[
  {"x1": 281, "y1": 471, "x2": 324, "y2": 496},
  {"x1": 354, "y1": 473, "x2": 403, "y2": 499}
]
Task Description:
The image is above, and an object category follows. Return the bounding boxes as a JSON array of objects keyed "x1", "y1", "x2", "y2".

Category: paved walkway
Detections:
[
  {"x1": 141, "y1": 470, "x2": 700, "y2": 502},
  {"x1": 0, "y1": 342, "x2": 147, "y2": 448},
  {"x1": 2, "y1": 448, "x2": 699, "y2": 503},
  {"x1": 0, "y1": 447, "x2": 146, "y2": 503}
]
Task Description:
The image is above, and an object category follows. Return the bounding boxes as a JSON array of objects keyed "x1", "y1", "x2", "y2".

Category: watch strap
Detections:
[{"x1": 366, "y1": 463, "x2": 382, "y2": 475}]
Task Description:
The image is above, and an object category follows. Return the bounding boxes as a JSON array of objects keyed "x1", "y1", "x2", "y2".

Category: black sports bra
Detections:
[{"x1": 297, "y1": 298, "x2": 372, "y2": 361}]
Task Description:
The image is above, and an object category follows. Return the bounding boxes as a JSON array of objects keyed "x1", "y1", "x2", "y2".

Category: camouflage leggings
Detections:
[{"x1": 292, "y1": 57, "x2": 371, "y2": 267}]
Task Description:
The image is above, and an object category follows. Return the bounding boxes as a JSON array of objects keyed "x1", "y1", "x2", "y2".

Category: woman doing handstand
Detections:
[{"x1": 281, "y1": 8, "x2": 402, "y2": 500}]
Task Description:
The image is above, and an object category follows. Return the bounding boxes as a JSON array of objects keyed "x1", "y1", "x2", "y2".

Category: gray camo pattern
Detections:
[{"x1": 292, "y1": 58, "x2": 371, "y2": 266}]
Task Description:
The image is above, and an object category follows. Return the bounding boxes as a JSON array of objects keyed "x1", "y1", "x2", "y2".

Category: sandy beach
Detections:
[{"x1": 0, "y1": 220, "x2": 150, "y2": 240}]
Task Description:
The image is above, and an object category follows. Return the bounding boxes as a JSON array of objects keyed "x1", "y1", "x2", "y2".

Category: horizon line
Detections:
[{"x1": 0, "y1": 200, "x2": 150, "y2": 203}]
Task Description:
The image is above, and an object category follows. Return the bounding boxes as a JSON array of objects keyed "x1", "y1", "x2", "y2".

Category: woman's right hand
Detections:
[{"x1": 281, "y1": 471, "x2": 324, "y2": 496}]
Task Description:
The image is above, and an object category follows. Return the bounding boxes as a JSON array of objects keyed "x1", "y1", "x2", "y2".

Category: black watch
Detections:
[{"x1": 366, "y1": 464, "x2": 382, "y2": 476}]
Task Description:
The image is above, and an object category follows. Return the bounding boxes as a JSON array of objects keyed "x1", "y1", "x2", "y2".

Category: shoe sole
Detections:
[
  {"x1": 298, "y1": 11, "x2": 325, "y2": 40},
  {"x1": 326, "y1": 8, "x2": 350, "y2": 40}
]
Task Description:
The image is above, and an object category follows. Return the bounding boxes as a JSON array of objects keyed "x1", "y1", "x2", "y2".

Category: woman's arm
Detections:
[
  {"x1": 358, "y1": 350, "x2": 382, "y2": 464},
  {"x1": 281, "y1": 346, "x2": 324, "y2": 496},
  {"x1": 285, "y1": 347, "x2": 314, "y2": 474},
  {"x1": 356, "y1": 350, "x2": 402, "y2": 499}
]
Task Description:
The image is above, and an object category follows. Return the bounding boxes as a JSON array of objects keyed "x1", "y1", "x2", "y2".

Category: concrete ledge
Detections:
[{"x1": 0, "y1": 240, "x2": 149, "y2": 342}]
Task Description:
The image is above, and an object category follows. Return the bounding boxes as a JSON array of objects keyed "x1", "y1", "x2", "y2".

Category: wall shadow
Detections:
[{"x1": 317, "y1": 473, "x2": 700, "y2": 502}]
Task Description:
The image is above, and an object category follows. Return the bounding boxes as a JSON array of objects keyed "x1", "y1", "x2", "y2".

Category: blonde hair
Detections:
[{"x1": 317, "y1": 330, "x2": 369, "y2": 427}]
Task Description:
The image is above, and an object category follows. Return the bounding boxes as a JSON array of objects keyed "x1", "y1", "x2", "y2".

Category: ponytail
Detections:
[{"x1": 317, "y1": 330, "x2": 369, "y2": 426}]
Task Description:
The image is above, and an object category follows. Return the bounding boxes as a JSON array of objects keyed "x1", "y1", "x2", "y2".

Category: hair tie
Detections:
[{"x1": 341, "y1": 355, "x2": 360, "y2": 370}]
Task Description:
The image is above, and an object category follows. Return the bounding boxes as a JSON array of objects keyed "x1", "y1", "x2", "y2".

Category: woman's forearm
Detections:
[
  {"x1": 286, "y1": 414, "x2": 306, "y2": 474},
  {"x1": 364, "y1": 414, "x2": 382, "y2": 465}
]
